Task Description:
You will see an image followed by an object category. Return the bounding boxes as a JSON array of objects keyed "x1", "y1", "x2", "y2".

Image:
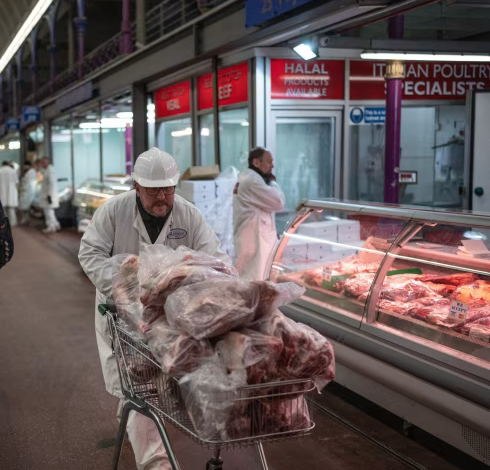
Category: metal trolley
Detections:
[{"x1": 99, "y1": 305, "x2": 316, "y2": 470}]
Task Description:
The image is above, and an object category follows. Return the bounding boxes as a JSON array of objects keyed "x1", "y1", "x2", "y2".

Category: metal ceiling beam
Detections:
[{"x1": 323, "y1": 36, "x2": 490, "y2": 53}]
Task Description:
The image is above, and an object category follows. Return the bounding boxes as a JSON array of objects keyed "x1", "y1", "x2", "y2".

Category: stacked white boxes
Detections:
[
  {"x1": 286, "y1": 219, "x2": 361, "y2": 266},
  {"x1": 179, "y1": 180, "x2": 217, "y2": 213}
]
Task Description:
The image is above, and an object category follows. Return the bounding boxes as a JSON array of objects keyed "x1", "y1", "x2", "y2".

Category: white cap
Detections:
[{"x1": 132, "y1": 147, "x2": 180, "y2": 187}]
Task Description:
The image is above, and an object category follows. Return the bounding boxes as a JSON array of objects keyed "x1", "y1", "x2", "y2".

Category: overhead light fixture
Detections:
[
  {"x1": 240, "y1": 121, "x2": 249, "y2": 127},
  {"x1": 0, "y1": 0, "x2": 54, "y2": 74},
  {"x1": 201, "y1": 128, "x2": 210, "y2": 136},
  {"x1": 9, "y1": 141, "x2": 20, "y2": 149},
  {"x1": 79, "y1": 122, "x2": 101, "y2": 129},
  {"x1": 293, "y1": 43, "x2": 318, "y2": 61},
  {"x1": 116, "y1": 111, "x2": 133, "y2": 119},
  {"x1": 171, "y1": 128, "x2": 192, "y2": 137},
  {"x1": 361, "y1": 52, "x2": 490, "y2": 62}
]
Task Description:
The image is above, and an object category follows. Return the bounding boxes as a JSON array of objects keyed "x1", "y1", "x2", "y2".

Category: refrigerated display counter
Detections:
[
  {"x1": 269, "y1": 199, "x2": 490, "y2": 464},
  {"x1": 73, "y1": 177, "x2": 132, "y2": 232}
]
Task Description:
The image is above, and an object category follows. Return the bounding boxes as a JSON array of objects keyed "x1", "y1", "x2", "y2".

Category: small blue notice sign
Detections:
[
  {"x1": 349, "y1": 106, "x2": 386, "y2": 125},
  {"x1": 246, "y1": 0, "x2": 316, "y2": 27},
  {"x1": 6, "y1": 118, "x2": 20, "y2": 132},
  {"x1": 22, "y1": 106, "x2": 41, "y2": 124}
]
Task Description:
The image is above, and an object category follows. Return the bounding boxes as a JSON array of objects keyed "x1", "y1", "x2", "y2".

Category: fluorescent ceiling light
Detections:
[
  {"x1": 9, "y1": 141, "x2": 20, "y2": 149},
  {"x1": 0, "y1": 144, "x2": 5, "y2": 150},
  {"x1": 171, "y1": 128, "x2": 192, "y2": 137},
  {"x1": 293, "y1": 43, "x2": 317, "y2": 61},
  {"x1": 147, "y1": 103, "x2": 155, "y2": 111},
  {"x1": 80, "y1": 122, "x2": 101, "y2": 129},
  {"x1": 0, "y1": 0, "x2": 54, "y2": 74},
  {"x1": 361, "y1": 52, "x2": 490, "y2": 62},
  {"x1": 201, "y1": 128, "x2": 210, "y2": 136},
  {"x1": 241, "y1": 121, "x2": 249, "y2": 127},
  {"x1": 116, "y1": 112, "x2": 133, "y2": 119}
]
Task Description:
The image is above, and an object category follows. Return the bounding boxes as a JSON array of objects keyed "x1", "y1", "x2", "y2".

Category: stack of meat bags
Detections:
[{"x1": 112, "y1": 245, "x2": 335, "y2": 440}]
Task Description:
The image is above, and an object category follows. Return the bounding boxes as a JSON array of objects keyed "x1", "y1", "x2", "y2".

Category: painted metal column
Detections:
[
  {"x1": 74, "y1": 17, "x2": 87, "y2": 79},
  {"x1": 15, "y1": 50, "x2": 22, "y2": 115},
  {"x1": 121, "y1": 0, "x2": 133, "y2": 54},
  {"x1": 48, "y1": 45, "x2": 57, "y2": 92},
  {"x1": 30, "y1": 30, "x2": 37, "y2": 100},
  {"x1": 383, "y1": 15, "x2": 404, "y2": 203},
  {"x1": 0, "y1": 77, "x2": 3, "y2": 123}
]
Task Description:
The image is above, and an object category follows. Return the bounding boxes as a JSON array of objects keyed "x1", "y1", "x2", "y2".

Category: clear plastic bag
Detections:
[
  {"x1": 252, "y1": 311, "x2": 335, "y2": 392},
  {"x1": 215, "y1": 328, "x2": 283, "y2": 384},
  {"x1": 138, "y1": 245, "x2": 238, "y2": 307},
  {"x1": 165, "y1": 279, "x2": 301, "y2": 340},
  {"x1": 147, "y1": 319, "x2": 214, "y2": 378},
  {"x1": 179, "y1": 355, "x2": 246, "y2": 440}
]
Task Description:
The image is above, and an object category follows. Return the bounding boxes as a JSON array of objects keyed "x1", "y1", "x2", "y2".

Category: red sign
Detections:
[
  {"x1": 350, "y1": 61, "x2": 490, "y2": 100},
  {"x1": 271, "y1": 59, "x2": 344, "y2": 100},
  {"x1": 155, "y1": 80, "x2": 191, "y2": 118},
  {"x1": 198, "y1": 62, "x2": 249, "y2": 110}
]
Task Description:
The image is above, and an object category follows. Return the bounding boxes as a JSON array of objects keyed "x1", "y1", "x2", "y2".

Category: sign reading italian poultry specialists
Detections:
[
  {"x1": 350, "y1": 61, "x2": 490, "y2": 100},
  {"x1": 155, "y1": 80, "x2": 191, "y2": 118},
  {"x1": 271, "y1": 59, "x2": 345, "y2": 100}
]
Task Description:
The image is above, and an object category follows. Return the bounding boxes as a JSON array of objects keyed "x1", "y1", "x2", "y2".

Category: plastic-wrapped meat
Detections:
[
  {"x1": 343, "y1": 273, "x2": 375, "y2": 298},
  {"x1": 420, "y1": 273, "x2": 478, "y2": 286},
  {"x1": 301, "y1": 268, "x2": 322, "y2": 288},
  {"x1": 222, "y1": 402, "x2": 251, "y2": 440},
  {"x1": 330, "y1": 258, "x2": 380, "y2": 275},
  {"x1": 378, "y1": 299, "x2": 412, "y2": 314},
  {"x1": 256, "y1": 397, "x2": 310, "y2": 434},
  {"x1": 461, "y1": 315, "x2": 490, "y2": 334},
  {"x1": 253, "y1": 311, "x2": 335, "y2": 392},
  {"x1": 113, "y1": 255, "x2": 140, "y2": 314},
  {"x1": 166, "y1": 279, "x2": 304, "y2": 340},
  {"x1": 216, "y1": 329, "x2": 283, "y2": 384},
  {"x1": 148, "y1": 320, "x2": 213, "y2": 378},
  {"x1": 463, "y1": 324, "x2": 490, "y2": 342},
  {"x1": 414, "y1": 297, "x2": 450, "y2": 308},
  {"x1": 381, "y1": 280, "x2": 433, "y2": 303},
  {"x1": 139, "y1": 245, "x2": 238, "y2": 307}
]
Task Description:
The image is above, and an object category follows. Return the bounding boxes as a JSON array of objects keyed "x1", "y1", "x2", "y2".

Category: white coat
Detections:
[
  {"x1": 39, "y1": 165, "x2": 59, "y2": 209},
  {"x1": 78, "y1": 190, "x2": 230, "y2": 398},
  {"x1": 233, "y1": 168, "x2": 285, "y2": 280},
  {"x1": 18, "y1": 168, "x2": 37, "y2": 210},
  {"x1": 0, "y1": 165, "x2": 19, "y2": 208}
]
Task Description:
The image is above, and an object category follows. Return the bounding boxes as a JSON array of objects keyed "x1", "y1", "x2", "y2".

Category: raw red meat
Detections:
[
  {"x1": 343, "y1": 273, "x2": 375, "y2": 298},
  {"x1": 148, "y1": 320, "x2": 213, "y2": 378},
  {"x1": 420, "y1": 273, "x2": 478, "y2": 286},
  {"x1": 423, "y1": 282, "x2": 456, "y2": 297},
  {"x1": 216, "y1": 329, "x2": 283, "y2": 384},
  {"x1": 118, "y1": 352, "x2": 159, "y2": 385},
  {"x1": 381, "y1": 280, "x2": 433, "y2": 303}
]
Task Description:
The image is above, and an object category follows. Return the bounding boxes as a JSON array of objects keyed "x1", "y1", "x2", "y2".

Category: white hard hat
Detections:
[{"x1": 132, "y1": 147, "x2": 180, "y2": 187}]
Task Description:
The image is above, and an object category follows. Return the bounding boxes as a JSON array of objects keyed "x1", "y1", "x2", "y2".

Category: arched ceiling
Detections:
[{"x1": 0, "y1": 0, "x2": 40, "y2": 57}]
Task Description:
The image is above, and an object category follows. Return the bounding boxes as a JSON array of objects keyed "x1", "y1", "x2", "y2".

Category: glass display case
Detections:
[
  {"x1": 73, "y1": 177, "x2": 132, "y2": 232},
  {"x1": 270, "y1": 200, "x2": 490, "y2": 366}
]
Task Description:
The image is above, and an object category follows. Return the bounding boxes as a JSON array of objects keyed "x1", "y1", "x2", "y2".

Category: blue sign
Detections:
[
  {"x1": 246, "y1": 0, "x2": 316, "y2": 27},
  {"x1": 364, "y1": 107, "x2": 386, "y2": 124},
  {"x1": 350, "y1": 107, "x2": 364, "y2": 124},
  {"x1": 22, "y1": 106, "x2": 41, "y2": 124},
  {"x1": 6, "y1": 118, "x2": 20, "y2": 132},
  {"x1": 350, "y1": 107, "x2": 386, "y2": 125}
]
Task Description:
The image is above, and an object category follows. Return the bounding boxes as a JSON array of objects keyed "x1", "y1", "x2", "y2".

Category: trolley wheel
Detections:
[
  {"x1": 205, "y1": 457, "x2": 223, "y2": 470},
  {"x1": 402, "y1": 419, "x2": 415, "y2": 438}
]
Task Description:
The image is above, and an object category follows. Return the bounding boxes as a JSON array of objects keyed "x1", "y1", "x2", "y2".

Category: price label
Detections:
[
  {"x1": 448, "y1": 300, "x2": 468, "y2": 321},
  {"x1": 322, "y1": 267, "x2": 332, "y2": 282},
  {"x1": 469, "y1": 325, "x2": 490, "y2": 343}
]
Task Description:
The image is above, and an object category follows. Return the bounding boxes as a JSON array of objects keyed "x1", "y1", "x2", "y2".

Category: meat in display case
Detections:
[
  {"x1": 269, "y1": 200, "x2": 490, "y2": 465},
  {"x1": 73, "y1": 177, "x2": 132, "y2": 232}
]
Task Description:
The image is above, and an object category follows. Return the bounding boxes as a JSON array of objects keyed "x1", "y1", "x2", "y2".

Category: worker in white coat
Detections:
[
  {"x1": 79, "y1": 147, "x2": 229, "y2": 470},
  {"x1": 0, "y1": 161, "x2": 19, "y2": 226},
  {"x1": 18, "y1": 161, "x2": 38, "y2": 225},
  {"x1": 39, "y1": 156, "x2": 60, "y2": 233},
  {"x1": 233, "y1": 147, "x2": 285, "y2": 280}
]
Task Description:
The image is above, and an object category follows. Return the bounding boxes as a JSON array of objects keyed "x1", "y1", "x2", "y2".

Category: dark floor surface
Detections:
[{"x1": 0, "y1": 225, "x2": 486, "y2": 470}]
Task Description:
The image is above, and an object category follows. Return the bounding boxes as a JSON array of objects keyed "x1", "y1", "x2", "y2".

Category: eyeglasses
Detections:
[{"x1": 145, "y1": 186, "x2": 176, "y2": 196}]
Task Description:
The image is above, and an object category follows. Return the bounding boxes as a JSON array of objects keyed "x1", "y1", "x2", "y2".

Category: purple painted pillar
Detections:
[
  {"x1": 125, "y1": 124, "x2": 132, "y2": 175},
  {"x1": 48, "y1": 45, "x2": 56, "y2": 92},
  {"x1": 383, "y1": 15, "x2": 404, "y2": 204},
  {"x1": 121, "y1": 0, "x2": 133, "y2": 54},
  {"x1": 74, "y1": 17, "x2": 87, "y2": 79}
]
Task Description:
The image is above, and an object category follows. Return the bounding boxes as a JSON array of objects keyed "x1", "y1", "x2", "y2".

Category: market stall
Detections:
[{"x1": 269, "y1": 199, "x2": 490, "y2": 465}]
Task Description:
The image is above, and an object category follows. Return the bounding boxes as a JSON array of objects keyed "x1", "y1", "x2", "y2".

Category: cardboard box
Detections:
[
  {"x1": 282, "y1": 239, "x2": 308, "y2": 262},
  {"x1": 337, "y1": 220, "x2": 361, "y2": 240},
  {"x1": 180, "y1": 180, "x2": 216, "y2": 195},
  {"x1": 297, "y1": 221, "x2": 338, "y2": 241},
  {"x1": 193, "y1": 200, "x2": 215, "y2": 214},
  {"x1": 180, "y1": 165, "x2": 220, "y2": 181},
  {"x1": 179, "y1": 189, "x2": 216, "y2": 204}
]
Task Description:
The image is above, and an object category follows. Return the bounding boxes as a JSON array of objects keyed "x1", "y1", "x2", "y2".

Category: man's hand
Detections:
[{"x1": 47, "y1": 196, "x2": 52, "y2": 205}]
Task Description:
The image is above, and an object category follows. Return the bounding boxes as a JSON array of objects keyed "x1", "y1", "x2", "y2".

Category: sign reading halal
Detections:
[
  {"x1": 350, "y1": 61, "x2": 490, "y2": 100},
  {"x1": 270, "y1": 59, "x2": 344, "y2": 100},
  {"x1": 155, "y1": 80, "x2": 191, "y2": 118},
  {"x1": 198, "y1": 63, "x2": 249, "y2": 110}
]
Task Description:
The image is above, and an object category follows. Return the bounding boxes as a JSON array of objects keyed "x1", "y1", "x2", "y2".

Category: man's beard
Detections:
[{"x1": 146, "y1": 201, "x2": 173, "y2": 217}]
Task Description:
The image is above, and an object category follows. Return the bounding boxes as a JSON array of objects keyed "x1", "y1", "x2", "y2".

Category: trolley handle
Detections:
[{"x1": 98, "y1": 302, "x2": 117, "y2": 316}]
